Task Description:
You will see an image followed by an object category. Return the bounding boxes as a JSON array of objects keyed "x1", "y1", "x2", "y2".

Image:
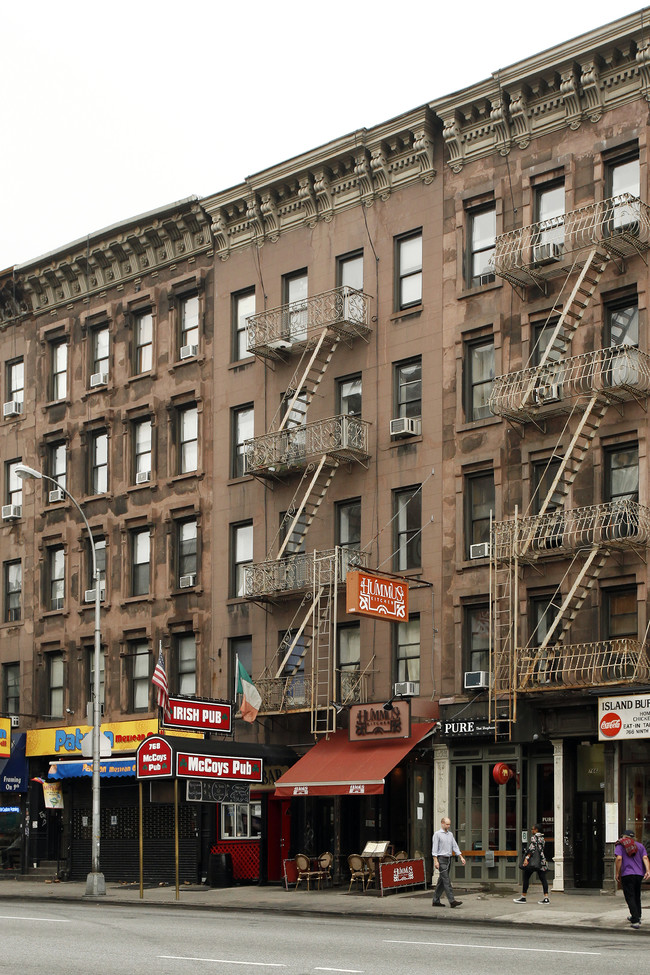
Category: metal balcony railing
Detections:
[
  {"x1": 256, "y1": 674, "x2": 312, "y2": 714},
  {"x1": 243, "y1": 547, "x2": 370, "y2": 599},
  {"x1": 516, "y1": 638, "x2": 650, "y2": 692},
  {"x1": 493, "y1": 194, "x2": 650, "y2": 287},
  {"x1": 244, "y1": 414, "x2": 371, "y2": 476},
  {"x1": 492, "y1": 501, "x2": 650, "y2": 564},
  {"x1": 246, "y1": 286, "x2": 371, "y2": 359},
  {"x1": 489, "y1": 346, "x2": 650, "y2": 422}
]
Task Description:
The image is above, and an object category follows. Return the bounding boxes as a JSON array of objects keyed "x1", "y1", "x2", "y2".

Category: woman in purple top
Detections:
[{"x1": 614, "y1": 829, "x2": 650, "y2": 929}]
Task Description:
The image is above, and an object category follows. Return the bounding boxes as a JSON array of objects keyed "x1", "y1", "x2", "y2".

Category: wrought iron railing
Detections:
[
  {"x1": 256, "y1": 674, "x2": 312, "y2": 714},
  {"x1": 493, "y1": 194, "x2": 650, "y2": 285},
  {"x1": 246, "y1": 286, "x2": 371, "y2": 358},
  {"x1": 492, "y1": 501, "x2": 650, "y2": 563},
  {"x1": 243, "y1": 547, "x2": 370, "y2": 599},
  {"x1": 489, "y1": 346, "x2": 650, "y2": 422},
  {"x1": 516, "y1": 638, "x2": 650, "y2": 692},
  {"x1": 244, "y1": 414, "x2": 370, "y2": 474}
]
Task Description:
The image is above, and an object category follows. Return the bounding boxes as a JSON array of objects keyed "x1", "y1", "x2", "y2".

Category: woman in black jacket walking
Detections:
[{"x1": 513, "y1": 824, "x2": 550, "y2": 904}]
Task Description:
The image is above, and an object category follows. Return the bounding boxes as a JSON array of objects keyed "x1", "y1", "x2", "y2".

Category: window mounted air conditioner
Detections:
[
  {"x1": 394, "y1": 681, "x2": 418, "y2": 697},
  {"x1": 89, "y1": 371, "x2": 108, "y2": 388},
  {"x1": 135, "y1": 470, "x2": 151, "y2": 484},
  {"x1": 469, "y1": 542, "x2": 490, "y2": 560},
  {"x1": 532, "y1": 242, "x2": 563, "y2": 265},
  {"x1": 389, "y1": 416, "x2": 421, "y2": 438},
  {"x1": 179, "y1": 573, "x2": 196, "y2": 589},
  {"x1": 179, "y1": 344, "x2": 198, "y2": 360},
  {"x1": 10, "y1": 716, "x2": 19, "y2": 729},
  {"x1": 3, "y1": 400, "x2": 23, "y2": 418},
  {"x1": 1, "y1": 505, "x2": 21, "y2": 521},
  {"x1": 534, "y1": 383, "x2": 562, "y2": 406},
  {"x1": 84, "y1": 586, "x2": 106, "y2": 603},
  {"x1": 49, "y1": 488, "x2": 65, "y2": 503},
  {"x1": 477, "y1": 272, "x2": 495, "y2": 287},
  {"x1": 464, "y1": 670, "x2": 490, "y2": 690}
]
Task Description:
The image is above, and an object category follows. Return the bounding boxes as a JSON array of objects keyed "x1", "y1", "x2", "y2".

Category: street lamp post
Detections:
[{"x1": 17, "y1": 464, "x2": 105, "y2": 896}]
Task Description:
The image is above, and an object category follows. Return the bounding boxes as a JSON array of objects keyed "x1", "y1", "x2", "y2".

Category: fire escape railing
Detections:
[
  {"x1": 244, "y1": 414, "x2": 370, "y2": 475},
  {"x1": 243, "y1": 547, "x2": 370, "y2": 599},
  {"x1": 516, "y1": 639, "x2": 650, "y2": 692}
]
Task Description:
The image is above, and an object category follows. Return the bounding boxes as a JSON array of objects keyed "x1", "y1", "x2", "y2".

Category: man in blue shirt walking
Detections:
[{"x1": 431, "y1": 817, "x2": 466, "y2": 908}]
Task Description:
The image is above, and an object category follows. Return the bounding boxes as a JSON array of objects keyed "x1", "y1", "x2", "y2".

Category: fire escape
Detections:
[
  {"x1": 488, "y1": 194, "x2": 650, "y2": 734},
  {"x1": 243, "y1": 287, "x2": 372, "y2": 735}
]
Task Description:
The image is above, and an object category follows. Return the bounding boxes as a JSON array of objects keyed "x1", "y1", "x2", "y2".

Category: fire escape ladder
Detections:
[
  {"x1": 275, "y1": 457, "x2": 340, "y2": 560},
  {"x1": 537, "y1": 547, "x2": 610, "y2": 652},
  {"x1": 311, "y1": 554, "x2": 337, "y2": 736},
  {"x1": 489, "y1": 512, "x2": 518, "y2": 734},
  {"x1": 274, "y1": 327, "x2": 341, "y2": 434}
]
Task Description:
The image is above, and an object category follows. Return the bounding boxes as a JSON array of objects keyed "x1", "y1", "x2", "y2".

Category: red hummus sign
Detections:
[{"x1": 346, "y1": 570, "x2": 408, "y2": 622}]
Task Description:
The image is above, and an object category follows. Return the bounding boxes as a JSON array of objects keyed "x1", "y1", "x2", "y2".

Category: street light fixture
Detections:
[{"x1": 16, "y1": 464, "x2": 105, "y2": 896}]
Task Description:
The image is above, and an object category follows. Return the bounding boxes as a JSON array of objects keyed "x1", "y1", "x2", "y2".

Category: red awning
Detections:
[{"x1": 274, "y1": 722, "x2": 435, "y2": 798}]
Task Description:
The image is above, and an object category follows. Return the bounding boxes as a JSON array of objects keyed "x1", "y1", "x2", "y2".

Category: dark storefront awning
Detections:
[
  {"x1": 274, "y1": 722, "x2": 435, "y2": 797},
  {"x1": 48, "y1": 757, "x2": 137, "y2": 779}
]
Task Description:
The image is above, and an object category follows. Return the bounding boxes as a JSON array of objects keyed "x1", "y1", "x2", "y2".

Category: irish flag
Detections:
[{"x1": 236, "y1": 658, "x2": 262, "y2": 723}]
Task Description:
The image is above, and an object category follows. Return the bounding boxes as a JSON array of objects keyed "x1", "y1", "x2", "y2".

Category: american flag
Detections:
[{"x1": 151, "y1": 645, "x2": 170, "y2": 716}]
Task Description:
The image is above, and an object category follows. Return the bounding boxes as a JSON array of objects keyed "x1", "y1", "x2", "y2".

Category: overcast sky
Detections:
[{"x1": 2, "y1": 2, "x2": 646, "y2": 271}]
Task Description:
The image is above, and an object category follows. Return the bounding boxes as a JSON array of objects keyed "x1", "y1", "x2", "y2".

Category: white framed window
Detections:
[{"x1": 221, "y1": 801, "x2": 261, "y2": 839}]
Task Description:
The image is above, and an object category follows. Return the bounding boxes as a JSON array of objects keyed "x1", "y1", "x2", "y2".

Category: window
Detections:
[
  {"x1": 393, "y1": 486, "x2": 421, "y2": 570},
  {"x1": 464, "y1": 604, "x2": 489, "y2": 673},
  {"x1": 280, "y1": 628, "x2": 306, "y2": 704},
  {"x1": 47, "y1": 545, "x2": 65, "y2": 611},
  {"x1": 336, "y1": 499, "x2": 361, "y2": 551},
  {"x1": 90, "y1": 325, "x2": 109, "y2": 381},
  {"x1": 176, "y1": 633, "x2": 196, "y2": 696},
  {"x1": 230, "y1": 636, "x2": 252, "y2": 682},
  {"x1": 531, "y1": 457, "x2": 562, "y2": 514},
  {"x1": 464, "y1": 337, "x2": 494, "y2": 421},
  {"x1": 131, "y1": 528, "x2": 150, "y2": 597},
  {"x1": 394, "y1": 358, "x2": 422, "y2": 419},
  {"x1": 47, "y1": 652, "x2": 64, "y2": 719},
  {"x1": 4, "y1": 561, "x2": 21, "y2": 622},
  {"x1": 51, "y1": 342, "x2": 67, "y2": 401},
  {"x1": 282, "y1": 270, "x2": 308, "y2": 341},
  {"x1": 221, "y1": 801, "x2": 262, "y2": 839},
  {"x1": 177, "y1": 518, "x2": 198, "y2": 585},
  {"x1": 467, "y1": 206, "x2": 496, "y2": 286},
  {"x1": 605, "y1": 298, "x2": 638, "y2": 348},
  {"x1": 134, "y1": 310, "x2": 153, "y2": 374},
  {"x1": 232, "y1": 289, "x2": 255, "y2": 361},
  {"x1": 337, "y1": 251, "x2": 363, "y2": 291},
  {"x1": 395, "y1": 231, "x2": 422, "y2": 309},
  {"x1": 6, "y1": 358, "x2": 24, "y2": 405},
  {"x1": 90, "y1": 430, "x2": 108, "y2": 494},
  {"x1": 603, "y1": 586, "x2": 637, "y2": 640},
  {"x1": 133, "y1": 418, "x2": 152, "y2": 482},
  {"x1": 534, "y1": 181, "x2": 565, "y2": 252},
  {"x1": 6, "y1": 461, "x2": 22, "y2": 507},
  {"x1": 337, "y1": 374, "x2": 362, "y2": 417},
  {"x1": 178, "y1": 405, "x2": 198, "y2": 474},
  {"x1": 607, "y1": 153, "x2": 640, "y2": 232},
  {"x1": 604, "y1": 443, "x2": 639, "y2": 502},
  {"x1": 395, "y1": 615, "x2": 420, "y2": 688},
  {"x1": 47, "y1": 441, "x2": 66, "y2": 494},
  {"x1": 338, "y1": 623, "x2": 360, "y2": 701},
  {"x1": 87, "y1": 536, "x2": 106, "y2": 598},
  {"x1": 531, "y1": 319, "x2": 562, "y2": 366},
  {"x1": 279, "y1": 508, "x2": 307, "y2": 556},
  {"x1": 3, "y1": 663, "x2": 19, "y2": 716},
  {"x1": 529, "y1": 592, "x2": 562, "y2": 648},
  {"x1": 465, "y1": 471, "x2": 494, "y2": 557},
  {"x1": 129, "y1": 641, "x2": 150, "y2": 712},
  {"x1": 179, "y1": 294, "x2": 199, "y2": 355},
  {"x1": 231, "y1": 522, "x2": 253, "y2": 597},
  {"x1": 231, "y1": 405, "x2": 254, "y2": 478},
  {"x1": 88, "y1": 646, "x2": 105, "y2": 708}
]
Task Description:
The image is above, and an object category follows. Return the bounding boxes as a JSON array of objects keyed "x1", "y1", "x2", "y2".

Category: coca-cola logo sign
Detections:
[{"x1": 599, "y1": 712, "x2": 622, "y2": 737}]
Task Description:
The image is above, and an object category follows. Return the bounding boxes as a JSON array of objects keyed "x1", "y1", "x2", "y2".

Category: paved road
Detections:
[{"x1": 0, "y1": 900, "x2": 646, "y2": 975}]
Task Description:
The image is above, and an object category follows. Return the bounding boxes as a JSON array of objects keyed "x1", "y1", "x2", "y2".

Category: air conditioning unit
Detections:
[
  {"x1": 135, "y1": 470, "x2": 151, "y2": 484},
  {"x1": 394, "y1": 681, "x2": 418, "y2": 697},
  {"x1": 3, "y1": 400, "x2": 23, "y2": 418},
  {"x1": 532, "y1": 242, "x2": 563, "y2": 265},
  {"x1": 1, "y1": 505, "x2": 21, "y2": 521},
  {"x1": 84, "y1": 586, "x2": 106, "y2": 603},
  {"x1": 390, "y1": 416, "x2": 422, "y2": 438},
  {"x1": 477, "y1": 272, "x2": 495, "y2": 287},
  {"x1": 469, "y1": 542, "x2": 490, "y2": 560},
  {"x1": 179, "y1": 573, "x2": 196, "y2": 589},
  {"x1": 10, "y1": 716, "x2": 19, "y2": 728},
  {"x1": 49, "y1": 488, "x2": 65, "y2": 503},
  {"x1": 180, "y1": 344, "x2": 198, "y2": 360},
  {"x1": 90, "y1": 371, "x2": 108, "y2": 388},
  {"x1": 464, "y1": 670, "x2": 490, "y2": 690},
  {"x1": 534, "y1": 383, "x2": 562, "y2": 406}
]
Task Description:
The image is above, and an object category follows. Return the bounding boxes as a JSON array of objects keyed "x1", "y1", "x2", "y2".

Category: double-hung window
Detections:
[
  {"x1": 131, "y1": 528, "x2": 150, "y2": 597},
  {"x1": 337, "y1": 374, "x2": 362, "y2": 417},
  {"x1": 465, "y1": 471, "x2": 494, "y2": 558},
  {"x1": 134, "y1": 311, "x2": 153, "y2": 374},
  {"x1": 48, "y1": 546, "x2": 65, "y2": 611},
  {"x1": 232, "y1": 289, "x2": 255, "y2": 361},
  {"x1": 533, "y1": 181, "x2": 565, "y2": 257},
  {"x1": 133, "y1": 418, "x2": 152, "y2": 482},
  {"x1": 48, "y1": 652, "x2": 64, "y2": 719},
  {"x1": 464, "y1": 604, "x2": 489, "y2": 673},
  {"x1": 130, "y1": 641, "x2": 150, "y2": 712},
  {"x1": 6, "y1": 358, "x2": 24, "y2": 408},
  {"x1": 467, "y1": 206, "x2": 496, "y2": 286},
  {"x1": 231, "y1": 522, "x2": 253, "y2": 597},
  {"x1": 282, "y1": 271, "x2": 308, "y2": 342},
  {"x1": 51, "y1": 342, "x2": 67, "y2": 400},
  {"x1": 179, "y1": 294, "x2": 199, "y2": 356},
  {"x1": 90, "y1": 326, "x2": 109, "y2": 384},
  {"x1": 394, "y1": 358, "x2": 422, "y2": 419},
  {"x1": 4, "y1": 561, "x2": 21, "y2": 623},
  {"x1": 3, "y1": 663, "x2": 19, "y2": 715},
  {"x1": 395, "y1": 615, "x2": 420, "y2": 689},
  {"x1": 177, "y1": 518, "x2": 198, "y2": 586},
  {"x1": 178, "y1": 405, "x2": 198, "y2": 474},
  {"x1": 6, "y1": 460, "x2": 22, "y2": 508},
  {"x1": 464, "y1": 338, "x2": 494, "y2": 421},
  {"x1": 48, "y1": 441, "x2": 66, "y2": 497},
  {"x1": 176, "y1": 633, "x2": 197, "y2": 696},
  {"x1": 90, "y1": 430, "x2": 108, "y2": 495},
  {"x1": 395, "y1": 232, "x2": 422, "y2": 309},
  {"x1": 607, "y1": 153, "x2": 640, "y2": 233},
  {"x1": 393, "y1": 487, "x2": 421, "y2": 571},
  {"x1": 231, "y1": 405, "x2": 254, "y2": 478},
  {"x1": 337, "y1": 623, "x2": 360, "y2": 702}
]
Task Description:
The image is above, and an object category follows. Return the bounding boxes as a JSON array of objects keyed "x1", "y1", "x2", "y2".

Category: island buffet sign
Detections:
[{"x1": 346, "y1": 570, "x2": 408, "y2": 622}]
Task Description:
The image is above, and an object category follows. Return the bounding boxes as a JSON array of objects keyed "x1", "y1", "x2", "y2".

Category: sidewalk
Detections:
[{"x1": 0, "y1": 876, "x2": 648, "y2": 932}]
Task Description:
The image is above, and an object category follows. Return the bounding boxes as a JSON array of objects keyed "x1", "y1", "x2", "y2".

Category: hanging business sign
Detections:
[
  {"x1": 349, "y1": 702, "x2": 411, "y2": 741},
  {"x1": 136, "y1": 736, "x2": 174, "y2": 779},
  {"x1": 176, "y1": 752, "x2": 263, "y2": 782},
  {"x1": 346, "y1": 570, "x2": 408, "y2": 622},
  {"x1": 441, "y1": 718, "x2": 495, "y2": 738},
  {"x1": 598, "y1": 693, "x2": 650, "y2": 740},
  {"x1": 162, "y1": 697, "x2": 233, "y2": 735}
]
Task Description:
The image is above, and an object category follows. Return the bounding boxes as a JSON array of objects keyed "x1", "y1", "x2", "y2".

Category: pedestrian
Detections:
[
  {"x1": 431, "y1": 816, "x2": 466, "y2": 908},
  {"x1": 513, "y1": 824, "x2": 550, "y2": 904},
  {"x1": 615, "y1": 828, "x2": 650, "y2": 929}
]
